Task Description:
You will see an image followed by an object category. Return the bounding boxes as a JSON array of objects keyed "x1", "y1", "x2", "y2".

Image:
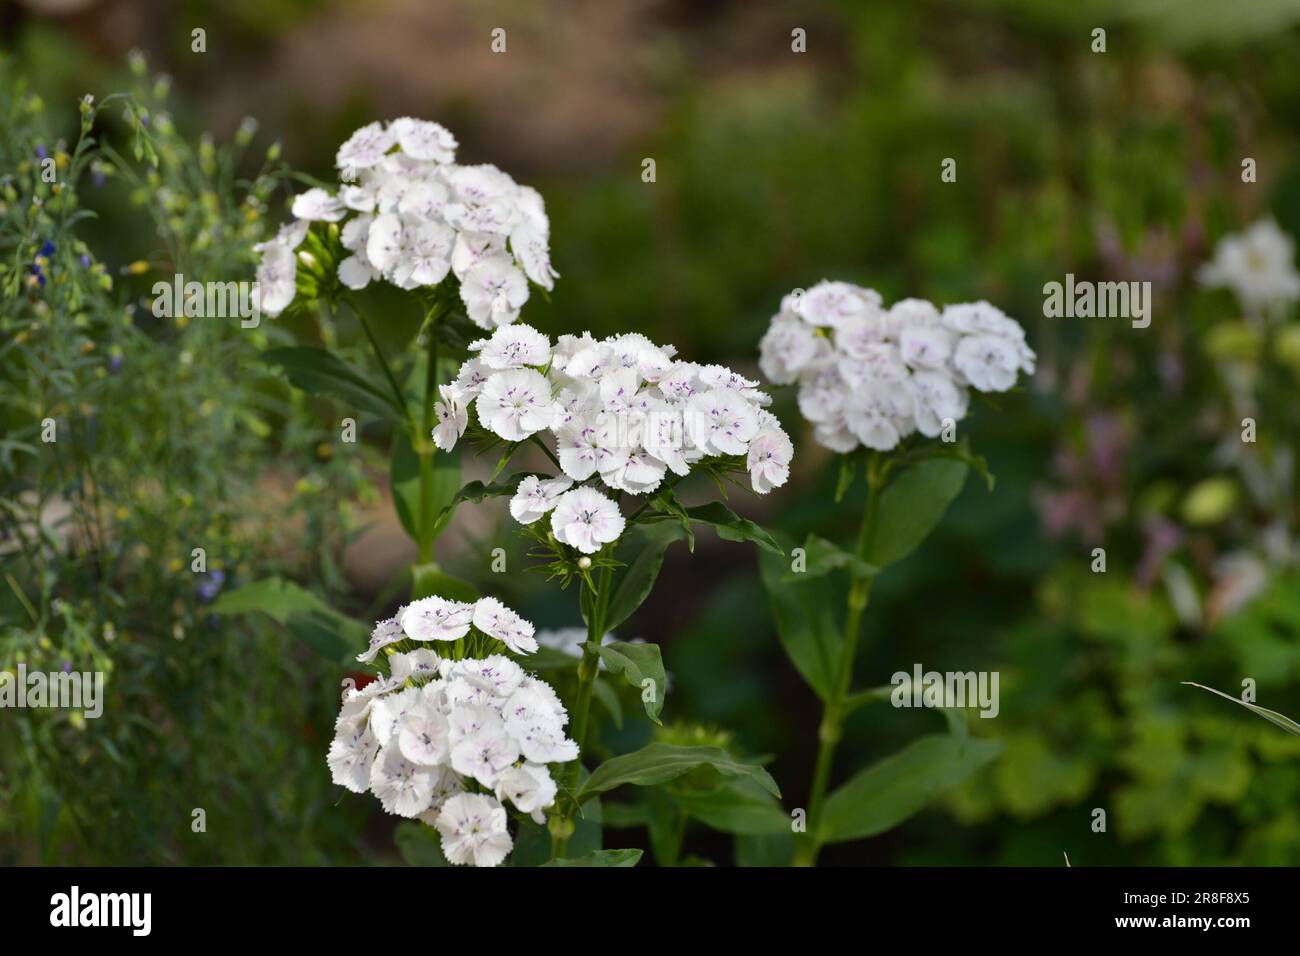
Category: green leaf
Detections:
[
  {"x1": 783, "y1": 533, "x2": 878, "y2": 581},
  {"x1": 647, "y1": 487, "x2": 695, "y2": 551},
  {"x1": 759, "y1": 533, "x2": 841, "y2": 700},
  {"x1": 595, "y1": 641, "x2": 666, "y2": 724},
  {"x1": 865, "y1": 458, "x2": 968, "y2": 568},
  {"x1": 673, "y1": 778, "x2": 790, "y2": 836},
  {"x1": 591, "y1": 676, "x2": 624, "y2": 728},
  {"x1": 541, "y1": 848, "x2": 642, "y2": 867},
  {"x1": 578, "y1": 743, "x2": 781, "y2": 804},
  {"x1": 684, "y1": 502, "x2": 783, "y2": 555},
  {"x1": 393, "y1": 820, "x2": 448, "y2": 866},
  {"x1": 264, "y1": 346, "x2": 406, "y2": 420},
  {"x1": 391, "y1": 429, "x2": 462, "y2": 544},
  {"x1": 209, "y1": 577, "x2": 367, "y2": 664},
  {"x1": 819, "y1": 734, "x2": 1002, "y2": 844},
  {"x1": 1183, "y1": 682, "x2": 1300, "y2": 737},
  {"x1": 602, "y1": 522, "x2": 687, "y2": 633},
  {"x1": 834, "y1": 454, "x2": 857, "y2": 503},
  {"x1": 434, "y1": 472, "x2": 537, "y2": 529},
  {"x1": 411, "y1": 562, "x2": 479, "y2": 603},
  {"x1": 735, "y1": 831, "x2": 795, "y2": 867}
]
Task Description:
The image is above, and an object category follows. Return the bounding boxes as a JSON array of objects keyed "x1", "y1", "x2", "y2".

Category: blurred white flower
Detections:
[
  {"x1": 759, "y1": 281, "x2": 1034, "y2": 453},
  {"x1": 1198, "y1": 218, "x2": 1300, "y2": 316}
]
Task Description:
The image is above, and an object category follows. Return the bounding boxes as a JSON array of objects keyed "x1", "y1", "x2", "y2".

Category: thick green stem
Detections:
[{"x1": 796, "y1": 459, "x2": 883, "y2": 867}]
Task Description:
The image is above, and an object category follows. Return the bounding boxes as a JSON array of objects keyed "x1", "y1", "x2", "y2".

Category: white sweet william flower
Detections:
[
  {"x1": 758, "y1": 282, "x2": 1032, "y2": 453},
  {"x1": 389, "y1": 648, "x2": 443, "y2": 683},
  {"x1": 336, "y1": 121, "x2": 397, "y2": 175},
  {"x1": 397, "y1": 704, "x2": 451, "y2": 766},
  {"x1": 556, "y1": 415, "x2": 624, "y2": 482},
  {"x1": 747, "y1": 413, "x2": 793, "y2": 494},
  {"x1": 759, "y1": 312, "x2": 821, "y2": 384},
  {"x1": 495, "y1": 763, "x2": 558, "y2": 824},
  {"x1": 370, "y1": 744, "x2": 437, "y2": 817},
  {"x1": 337, "y1": 254, "x2": 377, "y2": 290},
  {"x1": 450, "y1": 725, "x2": 520, "y2": 787},
  {"x1": 327, "y1": 722, "x2": 380, "y2": 793},
  {"x1": 432, "y1": 384, "x2": 469, "y2": 451},
  {"x1": 254, "y1": 241, "x2": 297, "y2": 317},
  {"x1": 844, "y1": 382, "x2": 914, "y2": 451},
  {"x1": 471, "y1": 324, "x2": 552, "y2": 370},
  {"x1": 471, "y1": 597, "x2": 539, "y2": 654},
  {"x1": 601, "y1": 449, "x2": 667, "y2": 495},
  {"x1": 365, "y1": 212, "x2": 405, "y2": 275},
  {"x1": 899, "y1": 322, "x2": 954, "y2": 370},
  {"x1": 401, "y1": 596, "x2": 474, "y2": 642},
  {"x1": 687, "y1": 388, "x2": 759, "y2": 456},
  {"x1": 460, "y1": 255, "x2": 530, "y2": 329},
  {"x1": 475, "y1": 368, "x2": 555, "y2": 441},
  {"x1": 448, "y1": 655, "x2": 526, "y2": 698},
  {"x1": 452, "y1": 323, "x2": 787, "y2": 516},
  {"x1": 390, "y1": 220, "x2": 454, "y2": 288},
  {"x1": 509, "y1": 475, "x2": 573, "y2": 524},
  {"x1": 951, "y1": 334, "x2": 1025, "y2": 393},
  {"x1": 434, "y1": 793, "x2": 513, "y2": 867},
  {"x1": 908, "y1": 369, "x2": 969, "y2": 437},
  {"x1": 390, "y1": 117, "x2": 458, "y2": 164},
  {"x1": 357, "y1": 612, "x2": 405, "y2": 662},
  {"x1": 328, "y1": 594, "x2": 574, "y2": 867},
  {"x1": 798, "y1": 280, "x2": 881, "y2": 327},
  {"x1": 550, "y1": 486, "x2": 625, "y2": 554},
  {"x1": 260, "y1": 118, "x2": 554, "y2": 320}
]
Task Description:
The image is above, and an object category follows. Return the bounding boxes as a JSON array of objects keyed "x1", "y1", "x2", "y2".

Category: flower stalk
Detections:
[{"x1": 796, "y1": 455, "x2": 883, "y2": 866}]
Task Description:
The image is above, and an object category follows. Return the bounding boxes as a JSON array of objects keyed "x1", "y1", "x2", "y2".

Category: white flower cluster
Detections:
[
  {"x1": 256, "y1": 118, "x2": 557, "y2": 325},
  {"x1": 435, "y1": 324, "x2": 794, "y2": 550},
  {"x1": 759, "y1": 281, "x2": 1035, "y2": 453},
  {"x1": 1197, "y1": 218, "x2": 1300, "y2": 316},
  {"x1": 328, "y1": 596, "x2": 577, "y2": 867}
]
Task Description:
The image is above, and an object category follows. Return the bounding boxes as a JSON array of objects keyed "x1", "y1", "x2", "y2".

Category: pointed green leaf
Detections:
[
  {"x1": 264, "y1": 346, "x2": 406, "y2": 420},
  {"x1": 541, "y1": 848, "x2": 642, "y2": 867},
  {"x1": 578, "y1": 743, "x2": 780, "y2": 804},
  {"x1": 759, "y1": 533, "x2": 841, "y2": 700},
  {"x1": 865, "y1": 458, "x2": 968, "y2": 568},
  {"x1": 684, "y1": 502, "x2": 783, "y2": 555},
  {"x1": 595, "y1": 640, "x2": 666, "y2": 724},
  {"x1": 819, "y1": 734, "x2": 1002, "y2": 844},
  {"x1": 1183, "y1": 682, "x2": 1300, "y2": 737}
]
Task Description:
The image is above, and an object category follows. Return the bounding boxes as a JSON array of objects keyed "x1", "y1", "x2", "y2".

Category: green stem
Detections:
[
  {"x1": 350, "y1": 301, "x2": 413, "y2": 432},
  {"x1": 796, "y1": 457, "x2": 883, "y2": 867},
  {"x1": 550, "y1": 568, "x2": 609, "y2": 859},
  {"x1": 416, "y1": 329, "x2": 439, "y2": 563}
]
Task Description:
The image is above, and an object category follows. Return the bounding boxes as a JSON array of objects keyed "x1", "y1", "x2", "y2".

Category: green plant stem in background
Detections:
[
  {"x1": 417, "y1": 329, "x2": 439, "y2": 563},
  {"x1": 796, "y1": 459, "x2": 883, "y2": 866},
  {"x1": 550, "y1": 566, "x2": 612, "y2": 859}
]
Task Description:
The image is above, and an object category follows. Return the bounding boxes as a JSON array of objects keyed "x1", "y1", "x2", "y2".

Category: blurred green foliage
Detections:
[{"x1": 4, "y1": 0, "x2": 1300, "y2": 865}]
